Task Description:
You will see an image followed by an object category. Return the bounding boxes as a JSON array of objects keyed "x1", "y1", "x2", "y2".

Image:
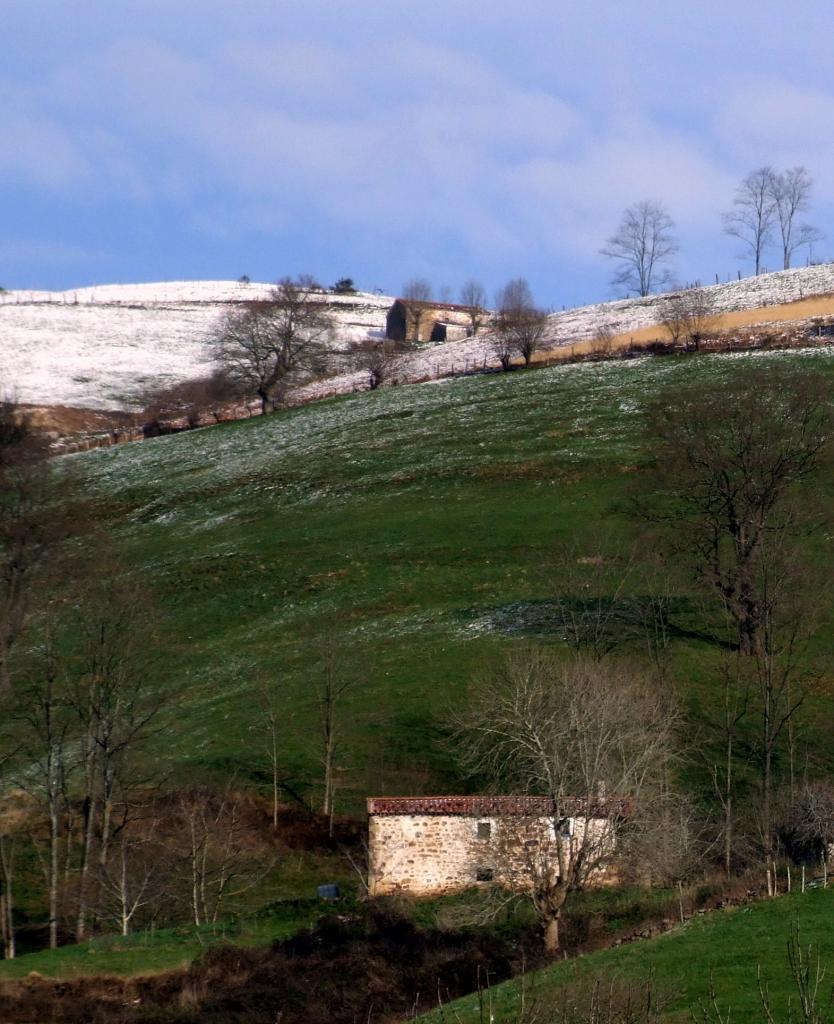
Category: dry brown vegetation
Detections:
[
  {"x1": 541, "y1": 292, "x2": 834, "y2": 364},
  {"x1": 0, "y1": 903, "x2": 531, "y2": 1024}
]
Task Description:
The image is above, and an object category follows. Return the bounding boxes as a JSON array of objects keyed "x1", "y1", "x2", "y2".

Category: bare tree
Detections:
[
  {"x1": 0, "y1": 399, "x2": 60, "y2": 694},
  {"x1": 172, "y1": 789, "x2": 265, "y2": 927},
  {"x1": 493, "y1": 278, "x2": 548, "y2": 369},
  {"x1": 0, "y1": 834, "x2": 15, "y2": 959},
  {"x1": 212, "y1": 277, "x2": 334, "y2": 414},
  {"x1": 704, "y1": 657, "x2": 750, "y2": 877},
  {"x1": 641, "y1": 367, "x2": 833, "y2": 657},
  {"x1": 0, "y1": 746, "x2": 19, "y2": 959},
  {"x1": 314, "y1": 642, "x2": 355, "y2": 835},
  {"x1": 256, "y1": 675, "x2": 287, "y2": 832},
  {"x1": 591, "y1": 323, "x2": 616, "y2": 356},
  {"x1": 490, "y1": 327, "x2": 515, "y2": 372},
  {"x1": 618, "y1": 782, "x2": 702, "y2": 888},
  {"x1": 67, "y1": 574, "x2": 164, "y2": 941},
  {"x1": 459, "y1": 279, "x2": 488, "y2": 335},
  {"x1": 351, "y1": 338, "x2": 403, "y2": 391},
  {"x1": 658, "y1": 287, "x2": 716, "y2": 352},
  {"x1": 641, "y1": 368, "x2": 833, "y2": 854},
  {"x1": 401, "y1": 279, "x2": 433, "y2": 343},
  {"x1": 769, "y1": 167, "x2": 824, "y2": 270},
  {"x1": 98, "y1": 829, "x2": 158, "y2": 936},
  {"x1": 15, "y1": 636, "x2": 71, "y2": 949},
  {"x1": 402, "y1": 278, "x2": 431, "y2": 302},
  {"x1": 745, "y1": 576, "x2": 812, "y2": 852},
  {"x1": 459, "y1": 649, "x2": 677, "y2": 951},
  {"x1": 788, "y1": 781, "x2": 834, "y2": 870},
  {"x1": 601, "y1": 201, "x2": 677, "y2": 297},
  {"x1": 657, "y1": 296, "x2": 687, "y2": 348},
  {"x1": 723, "y1": 167, "x2": 777, "y2": 276}
]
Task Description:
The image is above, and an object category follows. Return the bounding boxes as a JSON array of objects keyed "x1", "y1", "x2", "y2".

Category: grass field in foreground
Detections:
[
  {"x1": 66, "y1": 346, "x2": 834, "y2": 809},
  {"x1": 420, "y1": 887, "x2": 834, "y2": 1023},
  {"x1": 0, "y1": 900, "x2": 331, "y2": 980}
]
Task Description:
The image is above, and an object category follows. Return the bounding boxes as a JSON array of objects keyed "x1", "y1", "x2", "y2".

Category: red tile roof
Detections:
[{"x1": 366, "y1": 795, "x2": 632, "y2": 817}]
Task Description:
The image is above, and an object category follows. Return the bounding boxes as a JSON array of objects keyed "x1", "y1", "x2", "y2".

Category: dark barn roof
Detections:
[{"x1": 393, "y1": 299, "x2": 479, "y2": 314}]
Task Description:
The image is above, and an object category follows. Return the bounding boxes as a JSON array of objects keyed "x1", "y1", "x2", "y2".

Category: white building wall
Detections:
[{"x1": 367, "y1": 813, "x2": 609, "y2": 896}]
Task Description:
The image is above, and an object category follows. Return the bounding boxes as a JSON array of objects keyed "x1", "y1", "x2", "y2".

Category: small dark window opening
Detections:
[
  {"x1": 476, "y1": 867, "x2": 494, "y2": 882},
  {"x1": 477, "y1": 821, "x2": 491, "y2": 840}
]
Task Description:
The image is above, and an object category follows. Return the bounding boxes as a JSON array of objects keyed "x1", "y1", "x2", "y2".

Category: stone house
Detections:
[
  {"x1": 367, "y1": 795, "x2": 626, "y2": 897},
  {"x1": 385, "y1": 299, "x2": 479, "y2": 343}
]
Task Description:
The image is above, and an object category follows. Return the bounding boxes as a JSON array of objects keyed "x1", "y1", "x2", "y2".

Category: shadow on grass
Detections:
[{"x1": 462, "y1": 596, "x2": 734, "y2": 652}]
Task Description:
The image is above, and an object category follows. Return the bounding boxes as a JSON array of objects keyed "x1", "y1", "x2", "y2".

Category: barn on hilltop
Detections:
[{"x1": 385, "y1": 299, "x2": 479, "y2": 343}]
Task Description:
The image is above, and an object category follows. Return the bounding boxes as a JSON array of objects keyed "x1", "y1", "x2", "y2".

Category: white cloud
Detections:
[
  {"x1": 713, "y1": 77, "x2": 834, "y2": 192},
  {"x1": 4, "y1": 3, "x2": 834, "y2": 294}
]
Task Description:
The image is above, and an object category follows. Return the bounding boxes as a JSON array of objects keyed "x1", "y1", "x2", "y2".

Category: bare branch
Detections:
[{"x1": 601, "y1": 201, "x2": 677, "y2": 297}]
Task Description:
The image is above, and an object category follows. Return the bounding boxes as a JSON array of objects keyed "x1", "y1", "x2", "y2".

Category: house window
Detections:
[
  {"x1": 476, "y1": 867, "x2": 494, "y2": 882},
  {"x1": 477, "y1": 821, "x2": 491, "y2": 840}
]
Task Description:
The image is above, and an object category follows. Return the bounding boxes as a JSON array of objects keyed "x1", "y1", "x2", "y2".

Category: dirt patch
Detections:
[{"x1": 19, "y1": 404, "x2": 138, "y2": 437}]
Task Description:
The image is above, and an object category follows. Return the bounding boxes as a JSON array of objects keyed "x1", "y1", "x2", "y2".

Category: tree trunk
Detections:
[
  {"x1": 269, "y1": 721, "x2": 279, "y2": 831},
  {"x1": 0, "y1": 650, "x2": 10, "y2": 695},
  {"x1": 724, "y1": 717, "x2": 734, "y2": 877},
  {"x1": 75, "y1": 793, "x2": 96, "y2": 942},
  {"x1": 543, "y1": 913, "x2": 560, "y2": 953},
  {"x1": 762, "y1": 742, "x2": 773, "y2": 854},
  {"x1": 119, "y1": 847, "x2": 130, "y2": 936},
  {"x1": 322, "y1": 742, "x2": 333, "y2": 820},
  {"x1": 189, "y1": 819, "x2": 202, "y2": 928},
  {"x1": 0, "y1": 836, "x2": 14, "y2": 959},
  {"x1": 48, "y1": 804, "x2": 59, "y2": 949}
]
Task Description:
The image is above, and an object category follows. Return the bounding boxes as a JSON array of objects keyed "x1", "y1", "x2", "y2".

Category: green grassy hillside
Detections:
[
  {"x1": 0, "y1": 902, "x2": 322, "y2": 980},
  {"x1": 420, "y1": 887, "x2": 834, "y2": 1024},
  {"x1": 70, "y1": 347, "x2": 834, "y2": 807}
]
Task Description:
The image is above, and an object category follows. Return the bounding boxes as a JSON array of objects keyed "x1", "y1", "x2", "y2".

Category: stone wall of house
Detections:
[
  {"x1": 385, "y1": 300, "x2": 476, "y2": 343},
  {"x1": 369, "y1": 813, "x2": 493, "y2": 895},
  {"x1": 367, "y1": 811, "x2": 610, "y2": 897}
]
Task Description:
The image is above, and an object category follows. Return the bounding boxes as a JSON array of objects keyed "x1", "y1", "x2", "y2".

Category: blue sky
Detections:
[{"x1": 3, "y1": 1, "x2": 834, "y2": 307}]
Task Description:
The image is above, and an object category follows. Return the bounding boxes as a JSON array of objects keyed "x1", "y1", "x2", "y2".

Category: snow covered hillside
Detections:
[
  {"x1": 3, "y1": 265, "x2": 834, "y2": 414},
  {"x1": 297, "y1": 263, "x2": 834, "y2": 403},
  {"x1": 0, "y1": 281, "x2": 391, "y2": 410},
  {"x1": 547, "y1": 262, "x2": 834, "y2": 342}
]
